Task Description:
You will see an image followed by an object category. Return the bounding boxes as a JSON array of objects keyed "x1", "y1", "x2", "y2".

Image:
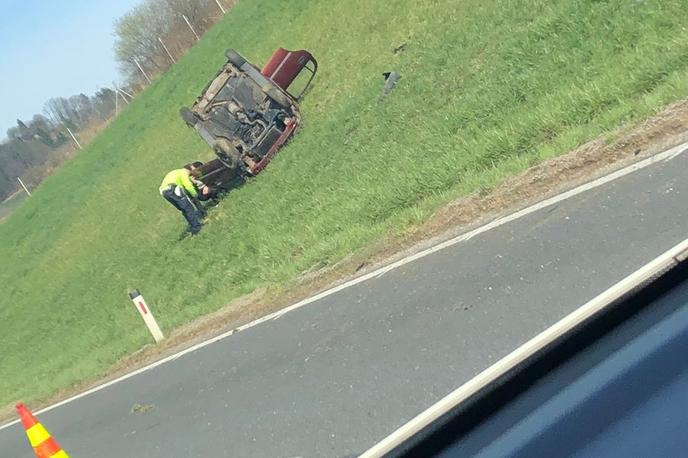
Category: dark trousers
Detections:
[{"x1": 161, "y1": 186, "x2": 203, "y2": 234}]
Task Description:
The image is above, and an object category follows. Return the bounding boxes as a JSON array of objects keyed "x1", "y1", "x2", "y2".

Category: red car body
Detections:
[{"x1": 181, "y1": 48, "x2": 317, "y2": 191}]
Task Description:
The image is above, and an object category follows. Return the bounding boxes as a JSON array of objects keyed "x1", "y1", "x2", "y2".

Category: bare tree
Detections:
[
  {"x1": 113, "y1": 0, "x2": 231, "y2": 87},
  {"x1": 92, "y1": 88, "x2": 117, "y2": 120},
  {"x1": 29, "y1": 114, "x2": 60, "y2": 147},
  {"x1": 114, "y1": 0, "x2": 179, "y2": 81},
  {"x1": 44, "y1": 97, "x2": 80, "y2": 129}
]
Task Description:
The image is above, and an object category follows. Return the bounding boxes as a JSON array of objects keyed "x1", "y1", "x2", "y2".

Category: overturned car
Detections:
[{"x1": 180, "y1": 47, "x2": 317, "y2": 194}]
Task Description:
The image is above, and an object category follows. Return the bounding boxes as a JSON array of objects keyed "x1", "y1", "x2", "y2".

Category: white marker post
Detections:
[{"x1": 129, "y1": 289, "x2": 164, "y2": 343}]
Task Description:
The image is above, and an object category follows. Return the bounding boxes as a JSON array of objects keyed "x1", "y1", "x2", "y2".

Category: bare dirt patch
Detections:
[{"x1": 3, "y1": 99, "x2": 688, "y2": 425}]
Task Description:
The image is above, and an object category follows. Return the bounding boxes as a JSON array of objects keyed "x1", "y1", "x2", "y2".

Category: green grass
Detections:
[
  {"x1": 3, "y1": 0, "x2": 688, "y2": 407},
  {"x1": 0, "y1": 192, "x2": 27, "y2": 222}
]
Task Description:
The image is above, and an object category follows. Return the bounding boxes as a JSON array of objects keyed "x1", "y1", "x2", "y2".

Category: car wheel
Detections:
[
  {"x1": 214, "y1": 138, "x2": 242, "y2": 169},
  {"x1": 225, "y1": 49, "x2": 247, "y2": 68},
  {"x1": 180, "y1": 107, "x2": 200, "y2": 127}
]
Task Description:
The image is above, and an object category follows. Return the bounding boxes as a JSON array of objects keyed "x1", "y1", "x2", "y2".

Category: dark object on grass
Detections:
[
  {"x1": 380, "y1": 71, "x2": 401, "y2": 100},
  {"x1": 194, "y1": 158, "x2": 246, "y2": 197}
]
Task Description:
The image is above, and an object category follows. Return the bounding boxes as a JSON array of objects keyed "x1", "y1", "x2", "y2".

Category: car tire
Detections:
[
  {"x1": 214, "y1": 138, "x2": 242, "y2": 169},
  {"x1": 180, "y1": 107, "x2": 200, "y2": 127},
  {"x1": 225, "y1": 49, "x2": 247, "y2": 68}
]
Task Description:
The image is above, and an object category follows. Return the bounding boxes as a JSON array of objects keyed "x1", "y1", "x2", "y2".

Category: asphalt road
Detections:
[{"x1": 2, "y1": 147, "x2": 688, "y2": 457}]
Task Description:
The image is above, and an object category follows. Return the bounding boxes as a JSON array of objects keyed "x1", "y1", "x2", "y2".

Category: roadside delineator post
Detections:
[
  {"x1": 129, "y1": 289, "x2": 164, "y2": 343},
  {"x1": 16, "y1": 402, "x2": 69, "y2": 458}
]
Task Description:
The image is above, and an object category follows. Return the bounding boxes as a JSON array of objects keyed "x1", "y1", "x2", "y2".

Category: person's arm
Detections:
[
  {"x1": 179, "y1": 171, "x2": 198, "y2": 198},
  {"x1": 191, "y1": 175, "x2": 211, "y2": 196},
  {"x1": 192, "y1": 172, "x2": 213, "y2": 196}
]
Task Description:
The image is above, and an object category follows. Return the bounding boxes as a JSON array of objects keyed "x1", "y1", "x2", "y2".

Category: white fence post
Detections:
[
  {"x1": 66, "y1": 127, "x2": 82, "y2": 149},
  {"x1": 158, "y1": 36, "x2": 176, "y2": 64},
  {"x1": 134, "y1": 58, "x2": 152, "y2": 84},
  {"x1": 17, "y1": 177, "x2": 31, "y2": 196},
  {"x1": 214, "y1": 0, "x2": 226, "y2": 14},
  {"x1": 113, "y1": 82, "x2": 132, "y2": 103},
  {"x1": 182, "y1": 14, "x2": 200, "y2": 41},
  {"x1": 129, "y1": 289, "x2": 165, "y2": 343}
]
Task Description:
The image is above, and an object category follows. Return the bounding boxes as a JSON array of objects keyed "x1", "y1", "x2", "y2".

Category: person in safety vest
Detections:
[{"x1": 159, "y1": 162, "x2": 209, "y2": 235}]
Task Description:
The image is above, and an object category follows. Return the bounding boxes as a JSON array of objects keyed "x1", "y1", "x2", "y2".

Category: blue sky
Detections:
[{"x1": 0, "y1": 0, "x2": 142, "y2": 136}]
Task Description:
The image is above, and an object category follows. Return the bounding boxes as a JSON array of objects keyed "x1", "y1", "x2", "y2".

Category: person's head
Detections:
[{"x1": 183, "y1": 161, "x2": 203, "y2": 172}]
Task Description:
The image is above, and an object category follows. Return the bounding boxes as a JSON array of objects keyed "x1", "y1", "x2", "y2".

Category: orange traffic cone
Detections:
[{"x1": 16, "y1": 402, "x2": 69, "y2": 458}]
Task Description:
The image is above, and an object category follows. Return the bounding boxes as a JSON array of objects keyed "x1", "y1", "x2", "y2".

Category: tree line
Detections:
[
  {"x1": 0, "y1": 88, "x2": 118, "y2": 201},
  {"x1": 0, "y1": 0, "x2": 235, "y2": 202}
]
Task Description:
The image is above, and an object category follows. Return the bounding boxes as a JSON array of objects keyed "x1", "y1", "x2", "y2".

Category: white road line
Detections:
[
  {"x1": 361, "y1": 236, "x2": 688, "y2": 457},
  {"x1": 1, "y1": 141, "x2": 687, "y2": 431}
]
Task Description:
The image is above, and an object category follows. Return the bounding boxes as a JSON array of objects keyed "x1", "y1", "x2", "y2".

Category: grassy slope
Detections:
[
  {"x1": 0, "y1": 192, "x2": 27, "y2": 222},
  {"x1": 2, "y1": 0, "x2": 688, "y2": 406}
]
